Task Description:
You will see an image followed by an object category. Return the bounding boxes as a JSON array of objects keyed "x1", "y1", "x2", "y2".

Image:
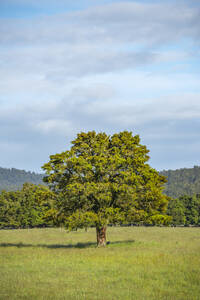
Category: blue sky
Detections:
[{"x1": 0, "y1": 0, "x2": 200, "y2": 172}]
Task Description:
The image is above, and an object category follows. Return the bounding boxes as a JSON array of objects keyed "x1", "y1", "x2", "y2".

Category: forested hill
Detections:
[
  {"x1": 160, "y1": 166, "x2": 200, "y2": 198},
  {"x1": 1, "y1": 165, "x2": 200, "y2": 198},
  {"x1": 0, "y1": 167, "x2": 44, "y2": 191}
]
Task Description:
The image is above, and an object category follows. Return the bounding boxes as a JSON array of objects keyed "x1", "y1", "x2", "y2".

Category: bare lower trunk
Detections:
[{"x1": 96, "y1": 226, "x2": 107, "y2": 247}]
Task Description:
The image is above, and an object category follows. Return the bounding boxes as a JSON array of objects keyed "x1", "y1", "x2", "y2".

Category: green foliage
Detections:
[
  {"x1": 167, "y1": 194, "x2": 200, "y2": 226},
  {"x1": 161, "y1": 165, "x2": 200, "y2": 198},
  {"x1": 0, "y1": 190, "x2": 21, "y2": 228},
  {"x1": 42, "y1": 131, "x2": 169, "y2": 230},
  {"x1": 0, "y1": 183, "x2": 55, "y2": 228},
  {"x1": 146, "y1": 214, "x2": 172, "y2": 226},
  {"x1": 167, "y1": 198, "x2": 186, "y2": 225}
]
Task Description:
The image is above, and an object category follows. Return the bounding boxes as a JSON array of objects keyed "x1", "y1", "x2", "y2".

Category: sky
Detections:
[{"x1": 0, "y1": 0, "x2": 200, "y2": 173}]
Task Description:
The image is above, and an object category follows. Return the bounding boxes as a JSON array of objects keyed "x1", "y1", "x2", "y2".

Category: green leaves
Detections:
[
  {"x1": 0, "y1": 183, "x2": 56, "y2": 229},
  {"x1": 42, "y1": 131, "x2": 169, "y2": 229},
  {"x1": 167, "y1": 194, "x2": 200, "y2": 226}
]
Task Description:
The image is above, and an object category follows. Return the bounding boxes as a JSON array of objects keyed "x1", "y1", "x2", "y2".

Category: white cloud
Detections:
[
  {"x1": 0, "y1": 1, "x2": 200, "y2": 171},
  {"x1": 1, "y1": 2, "x2": 200, "y2": 46},
  {"x1": 35, "y1": 119, "x2": 72, "y2": 135}
]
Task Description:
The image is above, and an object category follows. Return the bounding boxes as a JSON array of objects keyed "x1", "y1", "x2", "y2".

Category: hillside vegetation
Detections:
[
  {"x1": 161, "y1": 166, "x2": 200, "y2": 198},
  {"x1": 1, "y1": 165, "x2": 200, "y2": 198},
  {"x1": 0, "y1": 167, "x2": 43, "y2": 191}
]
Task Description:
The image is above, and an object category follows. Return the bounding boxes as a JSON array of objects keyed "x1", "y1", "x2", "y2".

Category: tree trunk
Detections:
[{"x1": 96, "y1": 226, "x2": 107, "y2": 247}]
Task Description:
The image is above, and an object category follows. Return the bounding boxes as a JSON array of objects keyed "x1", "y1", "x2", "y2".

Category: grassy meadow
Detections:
[{"x1": 0, "y1": 226, "x2": 200, "y2": 300}]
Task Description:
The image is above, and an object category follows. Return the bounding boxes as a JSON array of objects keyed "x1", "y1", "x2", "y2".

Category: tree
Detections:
[
  {"x1": 0, "y1": 183, "x2": 56, "y2": 229},
  {"x1": 180, "y1": 194, "x2": 200, "y2": 226},
  {"x1": 0, "y1": 190, "x2": 21, "y2": 228},
  {"x1": 17, "y1": 183, "x2": 56, "y2": 228},
  {"x1": 167, "y1": 198, "x2": 186, "y2": 225},
  {"x1": 42, "y1": 131, "x2": 170, "y2": 246}
]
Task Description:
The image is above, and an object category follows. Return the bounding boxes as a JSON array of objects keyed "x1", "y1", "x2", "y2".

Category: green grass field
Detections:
[{"x1": 0, "y1": 227, "x2": 200, "y2": 300}]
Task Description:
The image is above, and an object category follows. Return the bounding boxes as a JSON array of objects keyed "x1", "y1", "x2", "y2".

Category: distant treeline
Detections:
[
  {"x1": 167, "y1": 194, "x2": 200, "y2": 226},
  {"x1": 0, "y1": 183, "x2": 55, "y2": 229},
  {"x1": 0, "y1": 167, "x2": 44, "y2": 191},
  {"x1": 2, "y1": 166, "x2": 200, "y2": 198},
  {"x1": 0, "y1": 183, "x2": 200, "y2": 229},
  {"x1": 1, "y1": 166, "x2": 200, "y2": 228},
  {"x1": 161, "y1": 166, "x2": 200, "y2": 198}
]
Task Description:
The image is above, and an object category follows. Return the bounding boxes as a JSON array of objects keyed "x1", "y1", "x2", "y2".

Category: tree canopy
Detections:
[
  {"x1": 0, "y1": 183, "x2": 55, "y2": 229},
  {"x1": 167, "y1": 194, "x2": 200, "y2": 226},
  {"x1": 42, "y1": 131, "x2": 170, "y2": 246}
]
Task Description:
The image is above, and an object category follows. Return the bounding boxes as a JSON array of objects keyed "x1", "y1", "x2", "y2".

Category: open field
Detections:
[{"x1": 0, "y1": 227, "x2": 200, "y2": 300}]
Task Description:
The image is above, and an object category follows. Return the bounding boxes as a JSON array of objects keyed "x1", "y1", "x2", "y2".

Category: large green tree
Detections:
[{"x1": 42, "y1": 131, "x2": 170, "y2": 246}]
